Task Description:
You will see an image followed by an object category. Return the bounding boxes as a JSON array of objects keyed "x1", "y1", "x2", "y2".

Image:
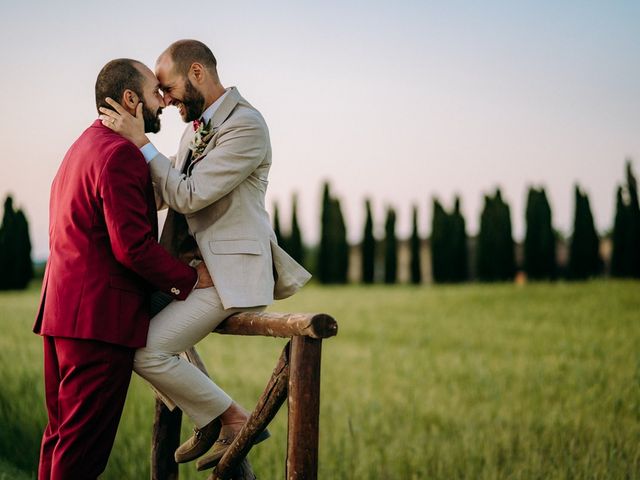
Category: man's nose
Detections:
[{"x1": 162, "y1": 94, "x2": 173, "y2": 107}]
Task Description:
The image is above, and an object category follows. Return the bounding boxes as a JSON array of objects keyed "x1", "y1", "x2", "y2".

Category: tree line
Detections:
[
  {"x1": 273, "y1": 161, "x2": 640, "y2": 284},
  {"x1": 1, "y1": 162, "x2": 638, "y2": 290}
]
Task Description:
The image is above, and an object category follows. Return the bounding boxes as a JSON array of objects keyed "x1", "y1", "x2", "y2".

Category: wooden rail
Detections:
[{"x1": 151, "y1": 312, "x2": 338, "y2": 480}]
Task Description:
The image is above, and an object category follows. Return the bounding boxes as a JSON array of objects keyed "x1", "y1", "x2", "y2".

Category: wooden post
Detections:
[
  {"x1": 286, "y1": 336, "x2": 322, "y2": 480},
  {"x1": 214, "y1": 343, "x2": 290, "y2": 479},
  {"x1": 151, "y1": 398, "x2": 182, "y2": 480}
]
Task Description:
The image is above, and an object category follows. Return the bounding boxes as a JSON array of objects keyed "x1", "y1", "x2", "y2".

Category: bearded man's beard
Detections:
[
  {"x1": 180, "y1": 79, "x2": 206, "y2": 122},
  {"x1": 143, "y1": 104, "x2": 162, "y2": 133}
]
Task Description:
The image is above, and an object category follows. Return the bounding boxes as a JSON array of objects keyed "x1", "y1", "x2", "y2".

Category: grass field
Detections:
[{"x1": 1, "y1": 280, "x2": 639, "y2": 479}]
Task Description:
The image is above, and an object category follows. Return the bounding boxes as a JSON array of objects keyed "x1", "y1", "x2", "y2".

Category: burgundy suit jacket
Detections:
[{"x1": 33, "y1": 120, "x2": 197, "y2": 348}]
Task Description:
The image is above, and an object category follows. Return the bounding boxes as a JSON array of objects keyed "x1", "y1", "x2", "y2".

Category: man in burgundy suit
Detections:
[{"x1": 33, "y1": 58, "x2": 212, "y2": 480}]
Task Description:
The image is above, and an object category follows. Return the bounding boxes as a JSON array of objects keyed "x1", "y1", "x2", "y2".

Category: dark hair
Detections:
[
  {"x1": 95, "y1": 58, "x2": 144, "y2": 113},
  {"x1": 164, "y1": 39, "x2": 217, "y2": 77}
]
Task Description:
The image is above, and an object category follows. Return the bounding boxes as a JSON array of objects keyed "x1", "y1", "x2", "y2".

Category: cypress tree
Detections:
[
  {"x1": 333, "y1": 198, "x2": 349, "y2": 284},
  {"x1": 431, "y1": 197, "x2": 468, "y2": 283},
  {"x1": 476, "y1": 194, "x2": 493, "y2": 281},
  {"x1": 288, "y1": 194, "x2": 304, "y2": 266},
  {"x1": 13, "y1": 210, "x2": 33, "y2": 289},
  {"x1": 0, "y1": 197, "x2": 17, "y2": 290},
  {"x1": 361, "y1": 199, "x2": 375, "y2": 284},
  {"x1": 524, "y1": 187, "x2": 556, "y2": 279},
  {"x1": 524, "y1": 188, "x2": 540, "y2": 276},
  {"x1": 0, "y1": 196, "x2": 33, "y2": 290},
  {"x1": 409, "y1": 205, "x2": 422, "y2": 284},
  {"x1": 384, "y1": 207, "x2": 397, "y2": 284},
  {"x1": 627, "y1": 162, "x2": 640, "y2": 277},
  {"x1": 611, "y1": 186, "x2": 628, "y2": 276},
  {"x1": 273, "y1": 201, "x2": 287, "y2": 253},
  {"x1": 318, "y1": 183, "x2": 349, "y2": 284},
  {"x1": 477, "y1": 189, "x2": 515, "y2": 281},
  {"x1": 495, "y1": 190, "x2": 516, "y2": 280},
  {"x1": 0, "y1": 198, "x2": 10, "y2": 290},
  {"x1": 539, "y1": 189, "x2": 557, "y2": 279},
  {"x1": 610, "y1": 161, "x2": 640, "y2": 278},
  {"x1": 317, "y1": 182, "x2": 332, "y2": 283},
  {"x1": 568, "y1": 185, "x2": 602, "y2": 279},
  {"x1": 430, "y1": 198, "x2": 449, "y2": 283},
  {"x1": 450, "y1": 196, "x2": 468, "y2": 282}
]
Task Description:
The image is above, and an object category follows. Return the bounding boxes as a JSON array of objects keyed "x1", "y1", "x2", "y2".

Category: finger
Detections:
[
  {"x1": 135, "y1": 102, "x2": 143, "y2": 118},
  {"x1": 105, "y1": 97, "x2": 127, "y2": 115},
  {"x1": 99, "y1": 114, "x2": 116, "y2": 123},
  {"x1": 98, "y1": 107, "x2": 119, "y2": 119},
  {"x1": 100, "y1": 117, "x2": 115, "y2": 128}
]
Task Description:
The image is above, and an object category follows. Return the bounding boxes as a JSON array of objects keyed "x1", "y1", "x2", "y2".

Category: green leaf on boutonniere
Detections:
[{"x1": 189, "y1": 119, "x2": 215, "y2": 159}]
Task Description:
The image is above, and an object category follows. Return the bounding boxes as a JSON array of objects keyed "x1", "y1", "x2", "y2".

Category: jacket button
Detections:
[{"x1": 171, "y1": 287, "x2": 179, "y2": 295}]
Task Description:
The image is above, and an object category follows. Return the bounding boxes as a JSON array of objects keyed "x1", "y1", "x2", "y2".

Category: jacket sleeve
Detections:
[
  {"x1": 100, "y1": 143, "x2": 197, "y2": 300},
  {"x1": 152, "y1": 153, "x2": 177, "y2": 211},
  {"x1": 149, "y1": 117, "x2": 267, "y2": 215}
]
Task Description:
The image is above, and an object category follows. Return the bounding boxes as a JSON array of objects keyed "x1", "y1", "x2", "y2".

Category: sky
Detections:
[{"x1": 1, "y1": 1, "x2": 639, "y2": 260}]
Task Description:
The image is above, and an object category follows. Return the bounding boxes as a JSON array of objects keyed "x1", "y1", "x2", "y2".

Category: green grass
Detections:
[
  {"x1": 0, "y1": 458, "x2": 33, "y2": 480},
  {"x1": 1, "y1": 281, "x2": 639, "y2": 479}
]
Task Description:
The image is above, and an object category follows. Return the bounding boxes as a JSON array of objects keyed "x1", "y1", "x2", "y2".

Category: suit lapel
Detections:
[
  {"x1": 175, "y1": 127, "x2": 196, "y2": 173},
  {"x1": 188, "y1": 88, "x2": 242, "y2": 171},
  {"x1": 211, "y1": 87, "x2": 241, "y2": 129},
  {"x1": 174, "y1": 87, "x2": 243, "y2": 174}
]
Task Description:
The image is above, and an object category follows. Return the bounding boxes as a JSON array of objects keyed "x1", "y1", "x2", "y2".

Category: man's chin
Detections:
[{"x1": 144, "y1": 121, "x2": 161, "y2": 134}]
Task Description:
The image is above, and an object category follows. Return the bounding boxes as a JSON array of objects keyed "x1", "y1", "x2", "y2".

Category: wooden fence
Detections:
[{"x1": 151, "y1": 312, "x2": 338, "y2": 480}]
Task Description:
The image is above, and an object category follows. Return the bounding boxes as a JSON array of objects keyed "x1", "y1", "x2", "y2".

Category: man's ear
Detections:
[
  {"x1": 122, "y1": 89, "x2": 139, "y2": 112},
  {"x1": 189, "y1": 62, "x2": 205, "y2": 84}
]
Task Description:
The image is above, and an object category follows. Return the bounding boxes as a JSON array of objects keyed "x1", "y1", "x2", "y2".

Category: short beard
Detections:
[
  {"x1": 181, "y1": 79, "x2": 206, "y2": 122},
  {"x1": 143, "y1": 104, "x2": 162, "y2": 133}
]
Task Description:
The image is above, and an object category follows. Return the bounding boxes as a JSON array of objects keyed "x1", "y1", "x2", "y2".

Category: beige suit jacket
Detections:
[{"x1": 149, "y1": 87, "x2": 311, "y2": 309}]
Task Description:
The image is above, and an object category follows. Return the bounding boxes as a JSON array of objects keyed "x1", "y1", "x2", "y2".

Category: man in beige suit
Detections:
[{"x1": 100, "y1": 39, "x2": 310, "y2": 471}]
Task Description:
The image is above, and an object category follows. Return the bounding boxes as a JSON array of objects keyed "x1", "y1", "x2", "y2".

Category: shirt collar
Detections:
[{"x1": 200, "y1": 88, "x2": 230, "y2": 124}]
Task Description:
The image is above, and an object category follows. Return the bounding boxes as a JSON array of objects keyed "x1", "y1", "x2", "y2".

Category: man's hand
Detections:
[
  {"x1": 195, "y1": 262, "x2": 214, "y2": 289},
  {"x1": 99, "y1": 98, "x2": 149, "y2": 148}
]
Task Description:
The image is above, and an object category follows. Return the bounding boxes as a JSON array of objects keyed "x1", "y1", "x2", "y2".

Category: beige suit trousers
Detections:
[{"x1": 134, "y1": 286, "x2": 265, "y2": 427}]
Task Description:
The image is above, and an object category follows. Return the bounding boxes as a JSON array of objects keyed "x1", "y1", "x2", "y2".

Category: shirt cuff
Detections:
[{"x1": 140, "y1": 142, "x2": 160, "y2": 163}]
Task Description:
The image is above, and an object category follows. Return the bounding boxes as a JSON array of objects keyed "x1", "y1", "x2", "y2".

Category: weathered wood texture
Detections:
[
  {"x1": 215, "y1": 312, "x2": 337, "y2": 339},
  {"x1": 286, "y1": 336, "x2": 323, "y2": 480},
  {"x1": 215, "y1": 343, "x2": 291, "y2": 479},
  {"x1": 184, "y1": 346, "x2": 210, "y2": 376},
  {"x1": 151, "y1": 398, "x2": 183, "y2": 480}
]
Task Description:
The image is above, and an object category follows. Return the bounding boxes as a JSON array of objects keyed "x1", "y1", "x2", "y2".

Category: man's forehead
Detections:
[
  {"x1": 135, "y1": 63, "x2": 160, "y2": 86},
  {"x1": 155, "y1": 54, "x2": 174, "y2": 77}
]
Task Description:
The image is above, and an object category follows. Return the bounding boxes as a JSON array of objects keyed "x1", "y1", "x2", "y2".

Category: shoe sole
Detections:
[{"x1": 196, "y1": 429, "x2": 270, "y2": 471}]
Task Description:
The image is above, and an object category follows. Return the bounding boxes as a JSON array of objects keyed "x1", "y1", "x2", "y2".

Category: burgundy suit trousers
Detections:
[{"x1": 38, "y1": 335, "x2": 135, "y2": 480}]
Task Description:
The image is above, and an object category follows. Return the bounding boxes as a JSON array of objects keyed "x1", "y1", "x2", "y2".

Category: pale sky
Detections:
[{"x1": 1, "y1": 1, "x2": 639, "y2": 260}]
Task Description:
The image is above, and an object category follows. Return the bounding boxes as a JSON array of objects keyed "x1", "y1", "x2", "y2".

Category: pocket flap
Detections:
[{"x1": 209, "y1": 239, "x2": 262, "y2": 255}]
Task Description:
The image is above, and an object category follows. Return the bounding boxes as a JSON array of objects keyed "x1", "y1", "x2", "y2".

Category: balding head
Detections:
[
  {"x1": 95, "y1": 58, "x2": 145, "y2": 113},
  {"x1": 155, "y1": 40, "x2": 226, "y2": 123},
  {"x1": 158, "y1": 39, "x2": 218, "y2": 79}
]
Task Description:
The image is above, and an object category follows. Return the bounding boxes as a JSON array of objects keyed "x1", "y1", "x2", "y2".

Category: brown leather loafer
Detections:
[
  {"x1": 175, "y1": 417, "x2": 222, "y2": 463},
  {"x1": 196, "y1": 425, "x2": 270, "y2": 471}
]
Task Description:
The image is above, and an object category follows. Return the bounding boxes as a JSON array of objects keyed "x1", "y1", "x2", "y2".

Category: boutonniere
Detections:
[{"x1": 189, "y1": 119, "x2": 215, "y2": 160}]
